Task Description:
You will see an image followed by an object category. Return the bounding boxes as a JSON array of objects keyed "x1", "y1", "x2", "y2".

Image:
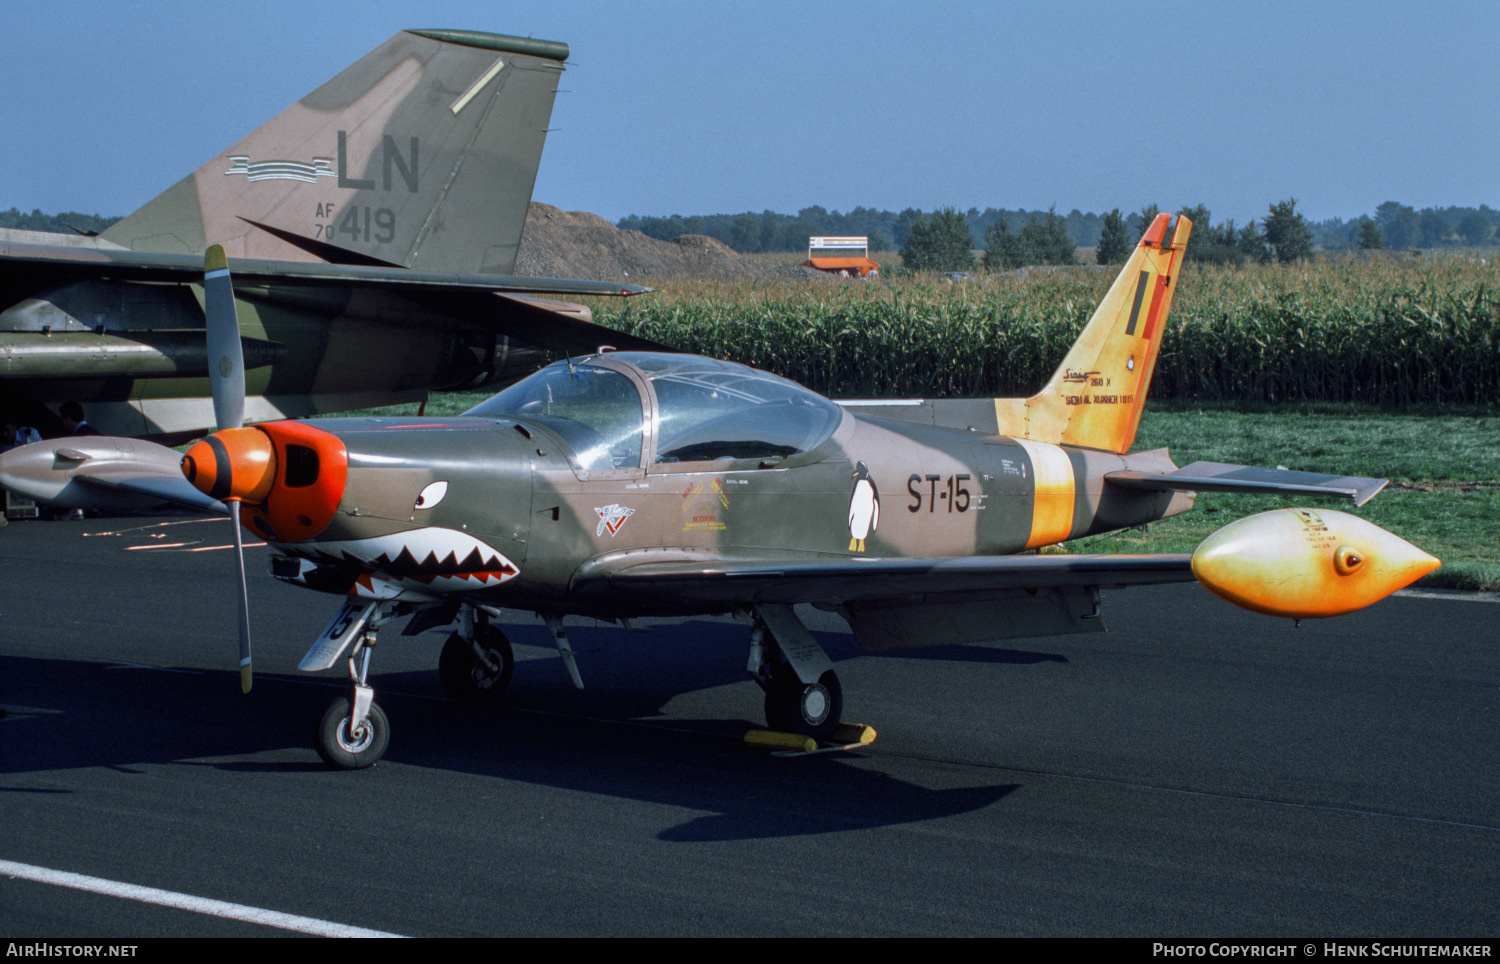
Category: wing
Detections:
[
  {"x1": 601, "y1": 553, "x2": 1195, "y2": 608},
  {"x1": 587, "y1": 552, "x2": 1196, "y2": 652},
  {"x1": 0, "y1": 241, "x2": 667, "y2": 356},
  {"x1": 0, "y1": 240, "x2": 652, "y2": 296}
]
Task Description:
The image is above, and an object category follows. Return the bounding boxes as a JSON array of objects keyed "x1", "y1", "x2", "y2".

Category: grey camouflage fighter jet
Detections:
[
  {"x1": 0, "y1": 29, "x2": 659, "y2": 443},
  {"x1": 0, "y1": 217, "x2": 1440, "y2": 768}
]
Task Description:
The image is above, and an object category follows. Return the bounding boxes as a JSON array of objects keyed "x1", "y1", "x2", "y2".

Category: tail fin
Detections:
[
  {"x1": 101, "y1": 29, "x2": 566, "y2": 275},
  {"x1": 995, "y1": 213, "x2": 1191, "y2": 453}
]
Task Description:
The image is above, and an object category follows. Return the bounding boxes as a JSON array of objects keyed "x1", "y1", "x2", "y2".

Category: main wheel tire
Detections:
[
  {"x1": 438, "y1": 626, "x2": 514, "y2": 704},
  {"x1": 763, "y1": 663, "x2": 842, "y2": 742},
  {"x1": 315, "y1": 696, "x2": 390, "y2": 770}
]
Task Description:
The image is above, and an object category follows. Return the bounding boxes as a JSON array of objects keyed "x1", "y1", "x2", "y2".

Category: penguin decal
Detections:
[{"x1": 847, "y1": 461, "x2": 880, "y2": 552}]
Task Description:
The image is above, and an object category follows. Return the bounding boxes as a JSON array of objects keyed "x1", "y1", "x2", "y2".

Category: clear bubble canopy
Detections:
[{"x1": 467, "y1": 353, "x2": 843, "y2": 471}]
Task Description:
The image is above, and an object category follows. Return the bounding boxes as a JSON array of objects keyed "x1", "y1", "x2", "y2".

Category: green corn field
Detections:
[{"x1": 589, "y1": 256, "x2": 1500, "y2": 405}]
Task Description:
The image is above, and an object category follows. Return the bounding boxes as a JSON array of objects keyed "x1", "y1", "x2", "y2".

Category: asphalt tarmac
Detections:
[{"x1": 0, "y1": 514, "x2": 1495, "y2": 937}]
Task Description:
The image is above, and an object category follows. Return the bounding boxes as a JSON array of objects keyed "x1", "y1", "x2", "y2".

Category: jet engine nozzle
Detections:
[
  {"x1": 1191, "y1": 508, "x2": 1440, "y2": 619},
  {"x1": 182, "y1": 421, "x2": 348, "y2": 543}
]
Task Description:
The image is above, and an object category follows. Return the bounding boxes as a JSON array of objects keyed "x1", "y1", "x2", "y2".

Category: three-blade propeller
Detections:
[{"x1": 203, "y1": 245, "x2": 254, "y2": 693}]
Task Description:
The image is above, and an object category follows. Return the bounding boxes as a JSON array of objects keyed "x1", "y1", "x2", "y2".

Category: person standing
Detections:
[{"x1": 58, "y1": 401, "x2": 101, "y2": 437}]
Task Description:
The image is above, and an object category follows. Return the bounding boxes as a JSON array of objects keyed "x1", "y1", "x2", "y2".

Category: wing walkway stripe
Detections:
[{"x1": 0, "y1": 859, "x2": 405, "y2": 938}]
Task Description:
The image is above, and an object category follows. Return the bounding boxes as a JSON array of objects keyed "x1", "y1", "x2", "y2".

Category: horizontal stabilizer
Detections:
[{"x1": 1105, "y1": 461, "x2": 1388, "y2": 507}]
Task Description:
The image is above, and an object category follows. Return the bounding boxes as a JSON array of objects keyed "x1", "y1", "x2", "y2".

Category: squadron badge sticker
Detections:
[
  {"x1": 595, "y1": 504, "x2": 636, "y2": 537},
  {"x1": 681, "y1": 478, "x2": 730, "y2": 532}
]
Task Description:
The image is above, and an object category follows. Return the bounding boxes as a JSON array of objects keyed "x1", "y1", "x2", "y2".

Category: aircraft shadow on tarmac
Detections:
[
  {"x1": 0, "y1": 648, "x2": 1020, "y2": 842},
  {"x1": 871, "y1": 645, "x2": 1069, "y2": 665}
]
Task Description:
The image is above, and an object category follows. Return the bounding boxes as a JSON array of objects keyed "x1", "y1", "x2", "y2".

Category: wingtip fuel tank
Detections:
[{"x1": 1191, "y1": 508, "x2": 1440, "y2": 619}]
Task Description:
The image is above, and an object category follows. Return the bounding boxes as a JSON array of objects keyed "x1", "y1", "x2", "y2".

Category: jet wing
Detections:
[
  {"x1": 0, "y1": 240, "x2": 651, "y2": 298},
  {"x1": 393, "y1": 287, "x2": 667, "y2": 355},
  {"x1": 0, "y1": 239, "x2": 671, "y2": 356},
  {"x1": 597, "y1": 552, "x2": 1196, "y2": 608},
  {"x1": 1105, "y1": 461, "x2": 1388, "y2": 506}
]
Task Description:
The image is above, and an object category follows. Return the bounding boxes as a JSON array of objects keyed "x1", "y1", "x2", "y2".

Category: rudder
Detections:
[
  {"x1": 101, "y1": 29, "x2": 568, "y2": 275},
  {"x1": 994, "y1": 213, "x2": 1191, "y2": 454}
]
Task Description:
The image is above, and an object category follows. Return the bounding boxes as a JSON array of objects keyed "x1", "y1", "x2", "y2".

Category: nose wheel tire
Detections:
[
  {"x1": 439, "y1": 627, "x2": 515, "y2": 704},
  {"x1": 316, "y1": 696, "x2": 389, "y2": 770},
  {"x1": 764, "y1": 663, "x2": 842, "y2": 742}
]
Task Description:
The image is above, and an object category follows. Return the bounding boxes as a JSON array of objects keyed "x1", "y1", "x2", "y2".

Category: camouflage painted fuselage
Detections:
[{"x1": 261, "y1": 354, "x2": 1188, "y2": 621}]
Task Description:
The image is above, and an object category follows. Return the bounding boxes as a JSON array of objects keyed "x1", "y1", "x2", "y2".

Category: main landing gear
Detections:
[
  {"x1": 306, "y1": 600, "x2": 850, "y2": 767},
  {"x1": 749, "y1": 604, "x2": 843, "y2": 742},
  {"x1": 438, "y1": 614, "x2": 515, "y2": 704},
  {"x1": 764, "y1": 662, "x2": 843, "y2": 741}
]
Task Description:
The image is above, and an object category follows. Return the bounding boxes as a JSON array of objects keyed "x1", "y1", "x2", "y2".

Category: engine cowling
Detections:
[{"x1": 182, "y1": 420, "x2": 348, "y2": 543}]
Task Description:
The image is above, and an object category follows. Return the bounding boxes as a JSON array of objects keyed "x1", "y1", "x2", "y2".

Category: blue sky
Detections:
[{"x1": 5, "y1": 1, "x2": 1495, "y2": 226}]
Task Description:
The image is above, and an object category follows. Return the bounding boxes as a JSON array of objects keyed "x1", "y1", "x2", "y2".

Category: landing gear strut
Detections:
[
  {"x1": 749, "y1": 604, "x2": 843, "y2": 741},
  {"x1": 315, "y1": 627, "x2": 388, "y2": 769},
  {"x1": 438, "y1": 616, "x2": 514, "y2": 704}
]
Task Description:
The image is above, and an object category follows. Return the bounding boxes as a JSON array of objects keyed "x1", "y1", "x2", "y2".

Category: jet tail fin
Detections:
[
  {"x1": 994, "y1": 213, "x2": 1191, "y2": 453},
  {"x1": 102, "y1": 29, "x2": 567, "y2": 275}
]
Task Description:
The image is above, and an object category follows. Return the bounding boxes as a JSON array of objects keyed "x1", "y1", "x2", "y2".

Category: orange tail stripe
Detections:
[{"x1": 1141, "y1": 275, "x2": 1169, "y2": 343}]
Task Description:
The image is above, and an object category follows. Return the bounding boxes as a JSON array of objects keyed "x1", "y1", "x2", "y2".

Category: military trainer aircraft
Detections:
[
  {"x1": 0, "y1": 28, "x2": 659, "y2": 443},
  {"x1": 0, "y1": 215, "x2": 1440, "y2": 768}
]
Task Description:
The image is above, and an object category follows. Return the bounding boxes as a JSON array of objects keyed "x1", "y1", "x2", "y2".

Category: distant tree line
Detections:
[
  {"x1": 619, "y1": 201, "x2": 1500, "y2": 261},
  {"x1": 10, "y1": 198, "x2": 1498, "y2": 264},
  {"x1": 0, "y1": 208, "x2": 120, "y2": 235},
  {"x1": 890, "y1": 199, "x2": 1326, "y2": 273},
  {"x1": 618, "y1": 206, "x2": 1109, "y2": 254},
  {"x1": 1324, "y1": 202, "x2": 1498, "y2": 250}
]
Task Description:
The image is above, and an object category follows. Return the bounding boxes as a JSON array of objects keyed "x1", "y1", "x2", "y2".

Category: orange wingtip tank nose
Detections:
[
  {"x1": 1191, "y1": 508, "x2": 1440, "y2": 619},
  {"x1": 181, "y1": 422, "x2": 348, "y2": 543}
]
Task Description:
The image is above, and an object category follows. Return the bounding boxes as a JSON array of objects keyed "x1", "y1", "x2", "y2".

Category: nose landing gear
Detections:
[
  {"x1": 310, "y1": 602, "x2": 521, "y2": 768},
  {"x1": 315, "y1": 628, "x2": 388, "y2": 770}
]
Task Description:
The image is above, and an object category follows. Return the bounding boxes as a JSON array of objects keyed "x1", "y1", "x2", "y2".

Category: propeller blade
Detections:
[
  {"x1": 229, "y1": 500, "x2": 253, "y2": 694},
  {"x1": 203, "y1": 244, "x2": 245, "y2": 432}
]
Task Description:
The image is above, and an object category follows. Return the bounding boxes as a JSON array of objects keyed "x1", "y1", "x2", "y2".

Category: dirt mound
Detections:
[{"x1": 515, "y1": 203, "x2": 786, "y2": 281}]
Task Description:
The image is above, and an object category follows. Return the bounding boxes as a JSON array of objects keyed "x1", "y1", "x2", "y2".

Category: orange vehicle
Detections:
[{"x1": 802, "y1": 236, "x2": 880, "y2": 278}]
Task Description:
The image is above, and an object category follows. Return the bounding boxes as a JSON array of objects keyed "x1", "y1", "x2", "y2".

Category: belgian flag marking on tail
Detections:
[
  {"x1": 1140, "y1": 273, "x2": 1172, "y2": 343},
  {"x1": 1124, "y1": 270, "x2": 1173, "y2": 340},
  {"x1": 1124, "y1": 271, "x2": 1151, "y2": 336}
]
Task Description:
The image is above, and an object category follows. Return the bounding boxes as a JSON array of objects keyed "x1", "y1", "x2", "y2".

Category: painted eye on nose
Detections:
[
  {"x1": 415, "y1": 480, "x2": 448, "y2": 510},
  {"x1": 1333, "y1": 545, "x2": 1364, "y2": 576}
]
